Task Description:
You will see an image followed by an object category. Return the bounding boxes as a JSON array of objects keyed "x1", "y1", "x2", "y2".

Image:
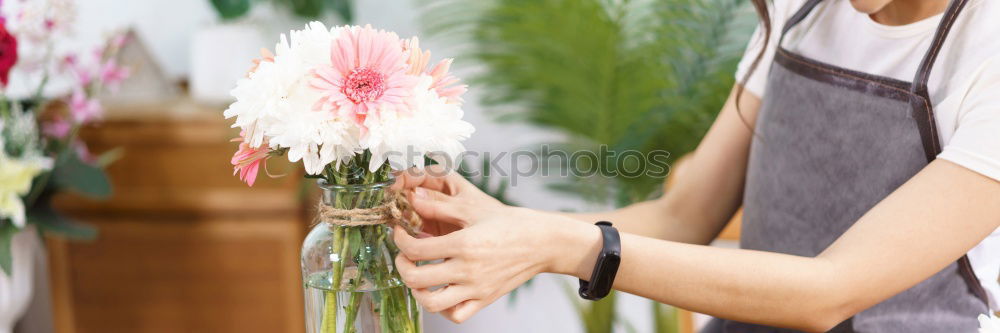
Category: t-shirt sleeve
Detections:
[
  {"x1": 734, "y1": 0, "x2": 805, "y2": 99},
  {"x1": 736, "y1": 0, "x2": 788, "y2": 98},
  {"x1": 734, "y1": 24, "x2": 772, "y2": 98},
  {"x1": 938, "y1": 57, "x2": 1000, "y2": 181}
]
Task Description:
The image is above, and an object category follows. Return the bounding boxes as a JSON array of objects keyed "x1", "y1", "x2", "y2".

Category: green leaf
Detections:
[
  {"x1": 28, "y1": 204, "x2": 98, "y2": 240},
  {"x1": 52, "y1": 151, "x2": 112, "y2": 199},
  {"x1": 211, "y1": 0, "x2": 252, "y2": 20},
  {"x1": 94, "y1": 147, "x2": 125, "y2": 168},
  {"x1": 0, "y1": 221, "x2": 16, "y2": 276}
]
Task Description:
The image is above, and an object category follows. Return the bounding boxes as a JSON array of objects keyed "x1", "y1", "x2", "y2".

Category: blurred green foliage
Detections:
[
  {"x1": 209, "y1": 0, "x2": 353, "y2": 23},
  {"x1": 421, "y1": 0, "x2": 755, "y2": 331},
  {"x1": 422, "y1": 0, "x2": 754, "y2": 207},
  {"x1": 210, "y1": 0, "x2": 252, "y2": 20},
  {"x1": 275, "y1": 0, "x2": 353, "y2": 22},
  {"x1": 653, "y1": 302, "x2": 681, "y2": 333},
  {"x1": 458, "y1": 156, "x2": 514, "y2": 206}
]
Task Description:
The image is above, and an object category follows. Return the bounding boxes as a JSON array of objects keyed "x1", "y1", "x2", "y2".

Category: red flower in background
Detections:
[{"x1": 0, "y1": 24, "x2": 17, "y2": 86}]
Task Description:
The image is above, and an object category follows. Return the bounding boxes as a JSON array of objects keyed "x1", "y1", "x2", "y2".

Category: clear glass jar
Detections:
[{"x1": 301, "y1": 180, "x2": 422, "y2": 333}]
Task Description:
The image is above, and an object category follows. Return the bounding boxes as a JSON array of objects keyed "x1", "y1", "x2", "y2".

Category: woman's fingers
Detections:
[
  {"x1": 392, "y1": 165, "x2": 468, "y2": 194},
  {"x1": 395, "y1": 255, "x2": 468, "y2": 289},
  {"x1": 441, "y1": 299, "x2": 487, "y2": 324},
  {"x1": 411, "y1": 285, "x2": 476, "y2": 313},
  {"x1": 394, "y1": 226, "x2": 459, "y2": 261},
  {"x1": 392, "y1": 168, "x2": 447, "y2": 192},
  {"x1": 408, "y1": 187, "x2": 471, "y2": 226}
]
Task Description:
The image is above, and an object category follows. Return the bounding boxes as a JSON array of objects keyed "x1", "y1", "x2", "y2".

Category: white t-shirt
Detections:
[{"x1": 736, "y1": 0, "x2": 1000, "y2": 310}]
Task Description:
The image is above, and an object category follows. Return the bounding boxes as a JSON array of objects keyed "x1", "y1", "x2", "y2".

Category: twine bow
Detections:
[{"x1": 316, "y1": 192, "x2": 422, "y2": 235}]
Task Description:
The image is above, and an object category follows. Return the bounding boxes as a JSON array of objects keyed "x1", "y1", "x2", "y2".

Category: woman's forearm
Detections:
[
  {"x1": 543, "y1": 217, "x2": 845, "y2": 332},
  {"x1": 561, "y1": 199, "x2": 708, "y2": 243}
]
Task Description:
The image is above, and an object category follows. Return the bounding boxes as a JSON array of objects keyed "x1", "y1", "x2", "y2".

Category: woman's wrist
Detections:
[{"x1": 534, "y1": 211, "x2": 603, "y2": 279}]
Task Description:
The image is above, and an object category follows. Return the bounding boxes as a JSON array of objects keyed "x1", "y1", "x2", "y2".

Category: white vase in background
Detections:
[
  {"x1": 189, "y1": 22, "x2": 265, "y2": 104},
  {"x1": 0, "y1": 226, "x2": 38, "y2": 333}
]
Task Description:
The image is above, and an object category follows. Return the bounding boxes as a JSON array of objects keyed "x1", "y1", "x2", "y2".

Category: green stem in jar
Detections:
[
  {"x1": 321, "y1": 226, "x2": 347, "y2": 333},
  {"x1": 342, "y1": 227, "x2": 370, "y2": 332}
]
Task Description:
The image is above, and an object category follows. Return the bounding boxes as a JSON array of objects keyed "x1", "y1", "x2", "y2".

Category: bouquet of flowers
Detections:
[
  {"x1": 0, "y1": 0, "x2": 129, "y2": 276},
  {"x1": 224, "y1": 22, "x2": 472, "y2": 333}
]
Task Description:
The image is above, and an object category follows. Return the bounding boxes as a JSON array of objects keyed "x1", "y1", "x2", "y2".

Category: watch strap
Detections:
[{"x1": 579, "y1": 221, "x2": 621, "y2": 300}]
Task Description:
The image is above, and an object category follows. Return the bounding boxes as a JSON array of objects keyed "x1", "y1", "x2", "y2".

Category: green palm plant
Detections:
[
  {"x1": 209, "y1": 0, "x2": 354, "y2": 23},
  {"x1": 420, "y1": 0, "x2": 754, "y2": 331}
]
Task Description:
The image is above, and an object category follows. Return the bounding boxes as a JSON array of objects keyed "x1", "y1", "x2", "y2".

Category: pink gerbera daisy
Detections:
[
  {"x1": 311, "y1": 25, "x2": 417, "y2": 124},
  {"x1": 403, "y1": 37, "x2": 467, "y2": 104},
  {"x1": 231, "y1": 132, "x2": 272, "y2": 187}
]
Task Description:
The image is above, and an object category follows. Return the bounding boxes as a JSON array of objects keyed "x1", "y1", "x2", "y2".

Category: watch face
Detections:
[{"x1": 604, "y1": 254, "x2": 620, "y2": 277}]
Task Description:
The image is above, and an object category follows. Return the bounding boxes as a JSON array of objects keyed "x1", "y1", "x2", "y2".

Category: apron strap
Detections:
[
  {"x1": 910, "y1": 0, "x2": 969, "y2": 163},
  {"x1": 778, "y1": 0, "x2": 824, "y2": 46},
  {"x1": 911, "y1": 0, "x2": 971, "y2": 96},
  {"x1": 780, "y1": 0, "x2": 970, "y2": 100},
  {"x1": 909, "y1": 0, "x2": 969, "y2": 162}
]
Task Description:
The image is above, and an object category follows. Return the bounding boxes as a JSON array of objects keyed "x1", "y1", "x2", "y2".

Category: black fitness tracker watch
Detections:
[{"x1": 578, "y1": 221, "x2": 621, "y2": 301}]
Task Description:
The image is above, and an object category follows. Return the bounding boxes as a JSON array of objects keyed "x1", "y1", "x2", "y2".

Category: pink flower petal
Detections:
[{"x1": 358, "y1": 25, "x2": 373, "y2": 68}]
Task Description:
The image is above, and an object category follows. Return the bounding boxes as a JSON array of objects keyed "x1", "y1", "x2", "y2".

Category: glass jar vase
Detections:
[{"x1": 301, "y1": 180, "x2": 421, "y2": 333}]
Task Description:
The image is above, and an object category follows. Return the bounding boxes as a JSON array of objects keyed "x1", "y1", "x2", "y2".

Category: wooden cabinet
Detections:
[{"x1": 48, "y1": 100, "x2": 307, "y2": 333}]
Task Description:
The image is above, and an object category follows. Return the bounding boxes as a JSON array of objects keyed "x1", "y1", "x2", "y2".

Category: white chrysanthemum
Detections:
[
  {"x1": 363, "y1": 75, "x2": 474, "y2": 171},
  {"x1": 224, "y1": 22, "x2": 360, "y2": 175}
]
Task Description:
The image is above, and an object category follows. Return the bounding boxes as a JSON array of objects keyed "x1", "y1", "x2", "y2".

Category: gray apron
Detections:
[{"x1": 704, "y1": 0, "x2": 990, "y2": 332}]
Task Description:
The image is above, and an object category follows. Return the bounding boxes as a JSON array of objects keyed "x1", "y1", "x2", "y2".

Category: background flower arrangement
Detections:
[{"x1": 0, "y1": 0, "x2": 130, "y2": 275}]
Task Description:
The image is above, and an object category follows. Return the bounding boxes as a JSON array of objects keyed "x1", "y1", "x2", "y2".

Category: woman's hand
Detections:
[
  {"x1": 392, "y1": 169, "x2": 598, "y2": 323},
  {"x1": 391, "y1": 166, "x2": 500, "y2": 237}
]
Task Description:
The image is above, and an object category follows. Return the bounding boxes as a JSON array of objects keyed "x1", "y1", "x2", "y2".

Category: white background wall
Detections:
[{"x1": 67, "y1": 0, "x2": 710, "y2": 331}]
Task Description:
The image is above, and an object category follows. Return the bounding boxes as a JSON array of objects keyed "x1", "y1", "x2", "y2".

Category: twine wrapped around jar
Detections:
[{"x1": 316, "y1": 191, "x2": 422, "y2": 235}]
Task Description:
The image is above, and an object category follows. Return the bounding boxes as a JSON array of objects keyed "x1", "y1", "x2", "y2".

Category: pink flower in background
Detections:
[
  {"x1": 61, "y1": 34, "x2": 131, "y2": 90},
  {"x1": 42, "y1": 117, "x2": 71, "y2": 138},
  {"x1": 230, "y1": 132, "x2": 272, "y2": 187},
  {"x1": 403, "y1": 37, "x2": 467, "y2": 105},
  {"x1": 311, "y1": 25, "x2": 417, "y2": 125},
  {"x1": 99, "y1": 59, "x2": 129, "y2": 91},
  {"x1": 62, "y1": 54, "x2": 92, "y2": 86},
  {"x1": 73, "y1": 141, "x2": 95, "y2": 163},
  {"x1": 0, "y1": 23, "x2": 18, "y2": 86},
  {"x1": 68, "y1": 89, "x2": 102, "y2": 123}
]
